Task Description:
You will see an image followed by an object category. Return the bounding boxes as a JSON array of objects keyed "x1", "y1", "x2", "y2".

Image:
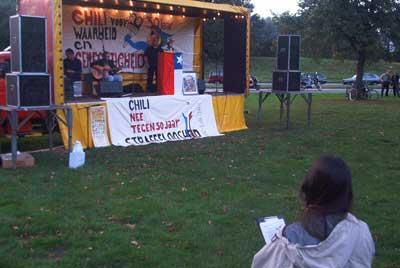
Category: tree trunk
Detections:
[{"x1": 355, "y1": 49, "x2": 366, "y2": 99}]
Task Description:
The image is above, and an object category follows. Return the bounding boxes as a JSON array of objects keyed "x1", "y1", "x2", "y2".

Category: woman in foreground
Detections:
[{"x1": 252, "y1": 155, "x2": 375, "y2": 268}]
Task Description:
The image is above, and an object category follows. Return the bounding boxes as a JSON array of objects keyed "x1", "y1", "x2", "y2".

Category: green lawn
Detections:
[
  {"x1": 0, "y1": 94, "x2": 399, "y2": 267},
  {"x1": 206, "y1": 57, "x2": 400, "y2": 83}
]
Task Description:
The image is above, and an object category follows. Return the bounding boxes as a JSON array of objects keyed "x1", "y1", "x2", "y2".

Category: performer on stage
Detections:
[
  {"x1": 91, "y1": 51, "x2": 123, "y2": 82},
  {"x1": 90, "y1": 51, "x2": 123, "y2": 96},
  {"x1": 63, "y1": 48, "x2": 82, "y2": 99},
  {"x1": 144, "y1": 31, "x2": 163, "y2": 92},
  {"x1": 63, "y1": 48, "x2": 82, "y2": 82}
]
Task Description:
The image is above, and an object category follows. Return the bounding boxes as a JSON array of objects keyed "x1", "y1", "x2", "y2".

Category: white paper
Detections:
[{"x1": 259, "y1": 216, "x2": 286, "y2": 244}]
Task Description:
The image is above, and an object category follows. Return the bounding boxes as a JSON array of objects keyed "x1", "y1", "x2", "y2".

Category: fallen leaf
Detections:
[
  {"x1": 125, "y1": 224, "x2": 136, "y2": 230},
  {"x1": 130, "y1": 240, "x2": 141, "y2": 248}
]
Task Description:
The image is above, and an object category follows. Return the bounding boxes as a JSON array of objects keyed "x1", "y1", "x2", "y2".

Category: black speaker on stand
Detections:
[
  {"x1": 10, "y1": 15, "x2": 47, "y2": 73},
  {"x1": 273, "y1": 71, "x2": 301, "y2": 91},
  {"x1": 7, "y1": 15, "x2": 51, "y2": 107},
  {"x1": 273, "y1": 35, "x2": 301, "y2": 92},
  {"x1": 6, "y1": 73, "x2": 51, "y2": 107}
]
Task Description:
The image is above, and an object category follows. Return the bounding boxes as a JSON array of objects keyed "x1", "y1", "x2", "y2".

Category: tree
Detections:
[
  {"x1": 298, "y1": 0, "x2": 400, "y2": 98},
  {"x1": 202, "y1": 0, "x2": 253, "y2": 65},
  {"x1": 251, "y1": 15, "x2": 278, "y2": 57},
  {"x1": 0, "y1": 0, "x2": 16, "y2": 49}
]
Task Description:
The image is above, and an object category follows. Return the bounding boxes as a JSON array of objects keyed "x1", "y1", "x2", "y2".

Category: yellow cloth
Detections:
[
  {"x1": 58, "y1": 102, "x2": 108, "y2": 149},
  {"x1": 212, "y1": 94, "x2": 248, "y2": 133}
]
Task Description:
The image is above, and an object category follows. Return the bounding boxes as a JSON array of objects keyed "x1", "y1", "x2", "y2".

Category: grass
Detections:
[
  {"x1": 205, "y1": 57, "x2": 400, "y2": 83},
  {"x1": 0, "y1": 94, "x2": 400, "y2": 267}
]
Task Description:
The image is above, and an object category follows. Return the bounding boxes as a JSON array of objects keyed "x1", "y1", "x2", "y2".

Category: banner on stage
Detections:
[
  {"x1": 62, "y1": 5, "x2": 196, "y2": 73},
  {"x1": 89, "y1": 106, "x2": 110, "y2": 148},
  {"x1": 105, "y1": 95, "x2": 221, "y2": 147}
]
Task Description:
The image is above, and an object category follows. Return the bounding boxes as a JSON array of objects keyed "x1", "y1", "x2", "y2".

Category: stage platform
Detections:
[{"x1": 58, "y1": 93, "x2": 247, "y2": 149}]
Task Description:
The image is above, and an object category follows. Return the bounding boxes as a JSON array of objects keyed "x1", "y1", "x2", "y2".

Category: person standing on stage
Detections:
[
  {"x1": 63, "y1": 48, "x2": 82, "y2": 99},
  {"x1": 144, "y1": 31, "x2": 163, "y2": 92}
]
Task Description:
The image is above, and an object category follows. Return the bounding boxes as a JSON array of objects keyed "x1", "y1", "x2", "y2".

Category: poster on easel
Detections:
[{"x1": 89, "y1": 106, "x2": 111, "y2": 148}]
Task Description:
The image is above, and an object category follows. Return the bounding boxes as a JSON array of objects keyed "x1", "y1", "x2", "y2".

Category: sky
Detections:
[{"x1": 252, "y1": 0, "x2": 299, "y2": 17}]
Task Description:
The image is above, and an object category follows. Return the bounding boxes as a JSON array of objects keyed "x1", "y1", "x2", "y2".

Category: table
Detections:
[
  {"x1": 0, "y1": 105, "x2": 73, "y2": 169},
  {"x1": 254, "y1": 89, "x2": 315, "y2": 129}
]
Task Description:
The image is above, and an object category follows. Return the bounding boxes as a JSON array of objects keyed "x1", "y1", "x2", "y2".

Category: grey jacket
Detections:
[{"x1": 252, "y1": 213, "x2": 375, "y2": 268}]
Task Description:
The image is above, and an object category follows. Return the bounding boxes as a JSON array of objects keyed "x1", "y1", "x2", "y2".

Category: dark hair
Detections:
[
  {"x1": 65, "y1": 48, "x2": 74, "y2": 54},
  {"x1": 299, "y1": 155, "x2": 353, "y2": 240},
  {"x1": 300, "y1": 155, "x2": 353, "y2": 215}
]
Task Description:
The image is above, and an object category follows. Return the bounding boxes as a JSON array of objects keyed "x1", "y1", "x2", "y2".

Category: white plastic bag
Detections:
[{"x1": 69, "y1": 141, "x2": 85, "y2": 169}]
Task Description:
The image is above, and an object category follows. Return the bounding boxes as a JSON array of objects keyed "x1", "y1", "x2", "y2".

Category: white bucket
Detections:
[
  {"x1": 69, "y1": 141, "x2": 85, "y2": 169},
  {"x1": 73, "y1": 81, "x2": 83, "y2": 97}
]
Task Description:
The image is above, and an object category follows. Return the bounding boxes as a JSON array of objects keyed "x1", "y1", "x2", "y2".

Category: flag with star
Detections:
[
  {"x1": 157, "y1": 52, "x2": 184, "y2": 95},
  {"x1": 174, "y1": 53, "x2": 184, "y2": 95}
]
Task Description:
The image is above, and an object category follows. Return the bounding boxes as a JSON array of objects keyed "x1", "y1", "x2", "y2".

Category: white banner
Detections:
[
  {"x1": 62, "y1": 6, "x2": 196, "y2": 73},
  {"x1": 105, "y1": 95, "x2": 221, "y2": 147},
  {"x1": 89, "y1": 106, "x2": 110, "y2": 148}
]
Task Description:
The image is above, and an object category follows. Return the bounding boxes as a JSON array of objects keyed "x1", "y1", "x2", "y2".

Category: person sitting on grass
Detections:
[{"x1": 252, "y1": 155, "x2": 375, "y2": 268}]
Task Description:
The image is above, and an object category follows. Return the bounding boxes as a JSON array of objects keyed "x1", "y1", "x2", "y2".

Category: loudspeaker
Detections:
[
  {"x1": 10, "y1": 15, "x2": 47, "y2": 73},
  {"x1": 273, "y1": 71, "x2": 301, "y2": 91},
  {"x1": 289, "y1": 35, "x2": 300, "y2": 70},
  {"x1": 197, "y1": 79, "x2": 206, "y2": 94},
  {"x1": 99, "y1": 81, "x2": 123, "y2": 96},
  {"x1": 6, "y1": 73, "x2": 51, "y2": 107},
  {"x1": 276, "y1": 35, "x2": 301, "y2": 71},
  {"x1": 277, "y1": 36, "x2": 289, "y2": 70},
  {"x1": 273, "y1": 71, "x2": 288, "y2": 91},
  {"x1": 288, "y1": 71, "x2": 301, "y2": 91}
]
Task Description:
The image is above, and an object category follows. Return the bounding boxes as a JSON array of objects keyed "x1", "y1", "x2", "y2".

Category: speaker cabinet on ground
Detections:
[
  {"x1": 273, "y1": 71, "x2": 301, "y2": 91},
  {"x1": 276, "y1": 35, "x2": 301, "y2": 71},
  {"x1": 6, "y1": 73, "x2": 51, "y2": 107},
  {"x1": 10, "y1": 15, "x2": 47, "y2": 73}
]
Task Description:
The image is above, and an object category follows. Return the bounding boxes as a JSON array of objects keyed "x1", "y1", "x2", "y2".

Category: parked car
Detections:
[
  {"x1": 342, "y1": 73, "x2": 381, "y2": 85},
  {"x1": 208, "y1": 71, "x2": 259, "y2": 89},
  {"x1": 208, "y1": 71, "x2": 224, "y2": 84}
]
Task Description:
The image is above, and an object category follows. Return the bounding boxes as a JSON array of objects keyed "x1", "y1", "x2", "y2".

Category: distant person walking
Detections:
[
  {"x1": 392, "y1": 72, "x2": 399, "y2": 97},
  {"x1": 380, "y1": 70, "x2": 392, "y2": 97}
]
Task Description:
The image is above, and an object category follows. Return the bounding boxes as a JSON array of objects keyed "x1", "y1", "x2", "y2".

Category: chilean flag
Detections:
[
  {"x1": 174, "y1": 53, "x2": 184, "y2": 95},
  {"x1": 157, "y1": 52, "x2": 183, "y2": 95}
]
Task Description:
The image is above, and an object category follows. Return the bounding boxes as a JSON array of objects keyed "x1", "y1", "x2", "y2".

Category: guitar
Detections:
[{"x1": 91, "y1": 64, "x2": 111, "y2": 80}]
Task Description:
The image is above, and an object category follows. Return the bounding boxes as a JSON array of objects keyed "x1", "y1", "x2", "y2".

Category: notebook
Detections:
[{"x1": 256, "y1": 216, "x2": 286, "y2": 244}]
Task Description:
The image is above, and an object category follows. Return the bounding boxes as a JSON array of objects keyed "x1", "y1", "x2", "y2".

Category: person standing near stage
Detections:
[
  {"x1": 392, "y1": 72, "x2": 399, "y2": 97},
  {"x1": 144, "y1": 31, "x2": 163, "y2": 92},
  {"x1": 63, "y1": 48, "x2": 82, "y2": 99},
  {"x1": 380, "y1": 70, "x2": 392, "y2": 97}
]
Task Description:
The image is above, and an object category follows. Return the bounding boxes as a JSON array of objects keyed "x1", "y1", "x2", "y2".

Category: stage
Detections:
[{"x1": 14, "y1": 0, "x2": 251, "y2": 152}]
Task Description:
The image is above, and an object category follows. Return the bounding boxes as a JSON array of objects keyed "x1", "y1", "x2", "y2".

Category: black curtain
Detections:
[{"x1": 223, "y1": 18, "x2": 247, "y2": 94}]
